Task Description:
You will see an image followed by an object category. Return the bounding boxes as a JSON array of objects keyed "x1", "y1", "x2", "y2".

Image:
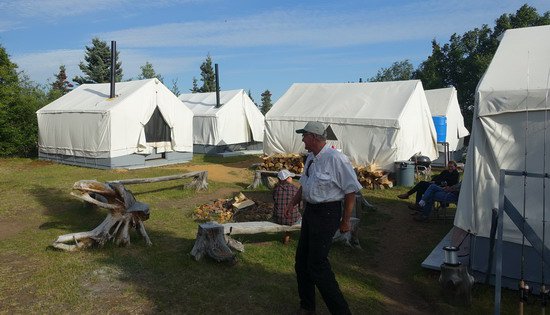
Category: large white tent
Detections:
[
  {"x1": 425, "y1": 87, "x2": 470, "y2": 152},
  {"x1": 37, "y1": 79, "x2": 193, "y2": 169},
  {"x1": 453, "y1": 25, "x2": 550, "y2": 288},
  {"x1": 178, "y1": 89, "x2": 264, "y2": 154},
  {"x1": 264, "y1": 81, "x2": 439, "y2": 170}
]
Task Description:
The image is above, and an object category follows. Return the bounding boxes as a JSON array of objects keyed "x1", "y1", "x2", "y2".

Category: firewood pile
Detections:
[
  {"x1": 258, "y1": 153, "x2": 305, "y2": 174},
  {"x1": 256, "y1": 154, "x2": 395, "y2": 190},
  {"x1": 193, "y1": 192, "x2": 273, "y2": 223},
  {"x1": 355, "y1": 163, "x2": 394, "y2": 190}
]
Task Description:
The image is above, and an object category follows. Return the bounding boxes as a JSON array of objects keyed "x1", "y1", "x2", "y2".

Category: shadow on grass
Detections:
[
  {"x1": 30, "y1": 184, "x2": 107, "y2": 232},
  {"x1": 24, "y1": 173, "x2": 403, "y2": 314}
]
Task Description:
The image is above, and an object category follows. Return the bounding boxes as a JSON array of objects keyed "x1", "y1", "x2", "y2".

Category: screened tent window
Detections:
[{"x1": 144, "y1": 107, "x2": 171, "y2": 142}]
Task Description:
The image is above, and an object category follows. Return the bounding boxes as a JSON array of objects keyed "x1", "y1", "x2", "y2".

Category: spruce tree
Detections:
[
  {"x1": 260, "y1": 90, "x2": 272, "y2": 115},
  {"x1": 248, "y1": 89, "x2": 258, "y2": 107},
  {"x1": 170, "y1": 78, "x2": 181, "y2": 96},
  {"x1": 73, "y1": 37, "x2": 123, "y2": 85},
  {"x1": 48, "y1": 65, "x2": 73, "y2": 101},
  {"x1": 138, "y1": 61, "x2": 163, "y2": 82},
  {"x1": 199, "y1": 54, "x2": 216, "y2": 92},
  {"x1": 190, "y1": 77, "x2": 200, "y2": 93}
]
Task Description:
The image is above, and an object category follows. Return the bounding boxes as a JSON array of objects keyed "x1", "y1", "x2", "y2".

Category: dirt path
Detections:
[
  {"x1": 369, "y1": 203, "x2": 435, "y2": 314},
  {"x1": 165, "y1": 160, "x2": 257, "y2": 184}
]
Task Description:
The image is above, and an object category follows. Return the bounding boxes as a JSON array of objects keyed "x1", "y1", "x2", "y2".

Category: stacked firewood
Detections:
[
  {"x1": 355, "y1": 163, "x2": 394, "y2": 190},
  {"x1": 258, "y1": 154, "x2": 305, "y2": 174},
  {"x1": 193, "y1": 193, "x2": 273, "y2": 223},
  {"x1": 257, "y1": 154, "x2": 394, "y2": 190}
]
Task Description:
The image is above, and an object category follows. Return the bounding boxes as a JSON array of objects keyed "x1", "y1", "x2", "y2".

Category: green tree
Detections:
[
  {"x1": 47, "y1": 65, "x2": 73, "y2": 101},
  {"x1": 413, "y1": 4, "x2": 550, "y2": 131},
  {"x1": 190, "y1": 76, "x2": 200, "y2": 93},
  {"x1": 73, "y1": 37, "x2": 123, "y2": 84},
  {"x1": 247, "y1": 89, "x2": 258, "y2": 107},
  {"x1": 199, "y1": 54, "x2": 216, "y2": 92},
  {"x1": 0, "y1": 45, "x2": 47, "y2": 157},
  {"x1": 138, "y1": 61, "x2": 163, "y2": 82},
  {"x1": 414, "y1": 40, "x2": 447, "y2": 89},
  {"x1": 170, "y1": 78, "x2": 181, "y2": 96},
  {"x1": 368, "y1": 60, "x2": 414, "y2": 82},
  {"x1": 371, "y1": 5, "x2": 549, "y2": 132},
  {"x1": 260, "y1": 90, "x2": 272, "y2": 115}
]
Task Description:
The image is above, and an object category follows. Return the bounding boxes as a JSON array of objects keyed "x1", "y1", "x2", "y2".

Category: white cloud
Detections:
[
  {"x1": 98, "y1": 1, "x2": 537, "y2": 50},
  {"x1": 11, "y1": 47, "x2": 203, "y2": 85},
  {"x1": 0, "y1": 0, "x2": 205, "y2": 32},
  {"x1": 13, "y1": 49, "x2": 82, "y2": 84}
]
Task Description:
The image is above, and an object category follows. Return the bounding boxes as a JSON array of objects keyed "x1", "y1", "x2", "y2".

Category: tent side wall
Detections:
[
  {"x1": 264, "y1": 118, "x2": 402, "y2": 170},
  {"x1": 38, "y1": 112, "x2": 111, "y2": 158},
  {"x1": 454, "y1": 91, "x2": 550, "y2": 287},
  {"x1": 264, "y1": 81, "x2": 438, "y2": 170}
]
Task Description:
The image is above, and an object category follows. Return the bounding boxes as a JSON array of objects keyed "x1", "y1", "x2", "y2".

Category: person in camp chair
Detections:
[
  {"x1": 397, "y1": 160, "x2": 459, "y2": 211},
  {"x1": 412, "y1": 181, "x2": 462, "y2": 222}
]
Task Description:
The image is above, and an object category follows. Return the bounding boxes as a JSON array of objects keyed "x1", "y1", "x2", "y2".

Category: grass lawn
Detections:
[{"x1": 0, "y1": 156, "x2": 539, "y2": 314}]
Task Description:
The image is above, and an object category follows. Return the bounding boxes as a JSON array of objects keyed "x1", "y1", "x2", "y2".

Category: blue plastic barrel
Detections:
[
  {"x1": 394, "y1": 161, "x2": 415, "y2": 187},
  {"x1": 432, "y1": 116, "x2": 447, "y2": 142}
]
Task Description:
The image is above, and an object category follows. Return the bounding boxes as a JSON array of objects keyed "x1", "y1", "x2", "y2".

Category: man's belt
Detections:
[{"x1": 305, "y1": 201, "x2": 342, "y2": 209}]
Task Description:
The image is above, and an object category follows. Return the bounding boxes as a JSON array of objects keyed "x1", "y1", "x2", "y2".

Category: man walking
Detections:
[{"x1": 285, "y1": 121, "x2": 362, "y2": 315}]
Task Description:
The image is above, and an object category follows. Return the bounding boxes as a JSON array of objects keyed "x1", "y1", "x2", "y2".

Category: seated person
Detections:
[
  {"x1": 272, "y1": 169, "x2": 301, "y2": 226},
  {"x1": 397, "y1": 160, "x2": 459, "y2": 208},
  {"x1": 413, "y1": 181, "x2": 461, "y2": 222}
]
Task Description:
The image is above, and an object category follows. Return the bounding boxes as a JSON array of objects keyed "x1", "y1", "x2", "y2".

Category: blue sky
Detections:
[{"x1": 1, "y1": 0, "x2": 549, "y2": 103}]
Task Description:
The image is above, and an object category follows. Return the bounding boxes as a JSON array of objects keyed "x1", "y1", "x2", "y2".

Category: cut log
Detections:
[
  {"x1": 190, "y1": 222, "x2": 236, "y2": 264},
  {"x1": 108, "y1": 171, "x2": 209, "y2": 191}
]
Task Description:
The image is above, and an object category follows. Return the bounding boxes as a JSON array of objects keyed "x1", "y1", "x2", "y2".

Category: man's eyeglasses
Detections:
[{"x1": 302, "y1": 133, "x2": 313, "y2": 138}]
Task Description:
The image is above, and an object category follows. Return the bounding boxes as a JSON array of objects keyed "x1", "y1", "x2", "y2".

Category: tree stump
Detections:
[
  {"x1": 190, "y1": 222, "x2": 236, "y2": 264},
  {"x1": 52, "y1": 180, "x2": 152, "y2": 251}
]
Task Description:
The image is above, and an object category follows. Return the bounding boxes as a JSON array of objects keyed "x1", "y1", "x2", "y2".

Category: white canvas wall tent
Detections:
[
  {"x1": 264, "y1": 81, "x2": 439, "y2": 170},
  {"x1": 424, "y1": 87, "x2": 470, "y2": 163},
  {"x1": 433, "y1": 25, "x2": 550, "y2": 290},
  {"x1": 37, "y1": 78, "x2": 193, "y2": 169},
  {"x1": 178, "y1": 89, "x2": 264, "y2": 155}
]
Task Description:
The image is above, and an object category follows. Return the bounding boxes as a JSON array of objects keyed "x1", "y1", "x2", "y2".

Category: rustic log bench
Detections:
[
  {"x1": 190, "y1": 218, "x2": 361, "y2": 263},
  {"x1": 108, "y1": 171, "x2": 209, "y2": 191}
]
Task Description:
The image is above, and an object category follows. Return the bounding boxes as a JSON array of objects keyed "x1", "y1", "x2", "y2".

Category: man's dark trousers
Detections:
[{"x1": 295, "y1": 201, "x2": 351, "y2": 315}]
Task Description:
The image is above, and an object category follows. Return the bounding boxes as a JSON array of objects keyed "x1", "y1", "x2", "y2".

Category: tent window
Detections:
[{"x1": 144, "y1": 107, "x2": 171, "y2": 142}]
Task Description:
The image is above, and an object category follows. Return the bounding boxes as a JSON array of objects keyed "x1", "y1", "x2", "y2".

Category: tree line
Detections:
[
  {"x1": 0, "y1": 39, "x2": 273, "y2": 157},
  {"x1": 367, "y1": 4, "x2": 550, "y2": 131},
  {"x1": 0, "y1": 4, "x2": 547, "y2": 157}
]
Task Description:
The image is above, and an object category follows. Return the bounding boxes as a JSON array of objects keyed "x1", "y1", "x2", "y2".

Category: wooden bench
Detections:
[
  {"x1": 190, "y1": 218, "x2": 361, "y2": 263},
  {"x1": 108, "y1": 171, "x2": 209, "y2": 191}
]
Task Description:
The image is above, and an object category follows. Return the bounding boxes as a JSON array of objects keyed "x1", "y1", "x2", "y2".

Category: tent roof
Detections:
[
  {"x1": 37, "y1": 79, "x2": 161, "y2": 114},
  {"x1": 476, "y1": 25, "x2": 550, "y2": 117},
  {"x1": 178, "y1": 89, "x2": 244, "y2": 116},
  {"x1": 266, "y1": 81, "x2": 422, "y2": 128},
  {"x1": 479, "y1": 25, "x2": 550, "y2": 93},
  {"x1": 425, "y1": 87, "x2": 454, "y2": 116}
]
